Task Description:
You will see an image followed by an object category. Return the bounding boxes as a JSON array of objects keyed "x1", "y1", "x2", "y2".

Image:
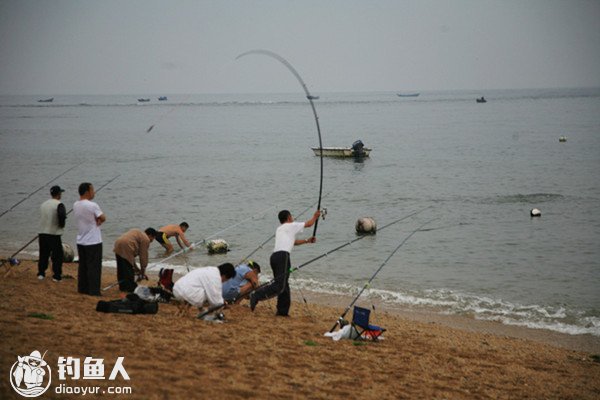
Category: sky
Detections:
[{"x1": 0, "y1": 0, "x2": 599, "y2": 95}]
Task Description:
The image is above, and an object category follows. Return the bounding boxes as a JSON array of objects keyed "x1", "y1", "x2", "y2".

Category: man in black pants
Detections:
[
  {"x1": 37, "y1": 185, "x2": 67, "y2": 281},
  {"x1": 73, "y1": 182, "x2": 106, "y2": 296},
  {"x1": 113, "y1": 227, "x2": 157, "y2": 292},
  {"x1": 250, "y1": 209, "x2": 320, "y2": 316}
]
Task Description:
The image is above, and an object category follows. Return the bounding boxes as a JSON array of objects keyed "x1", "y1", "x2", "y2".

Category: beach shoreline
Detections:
[{"x1": 1, "y1": 260, "x2": 599, "y2": 399}]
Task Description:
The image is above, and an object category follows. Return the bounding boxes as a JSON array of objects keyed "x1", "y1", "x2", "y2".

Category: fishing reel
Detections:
[{"x1": 320, "y1": 208, "x2": 328, "y2": 220}]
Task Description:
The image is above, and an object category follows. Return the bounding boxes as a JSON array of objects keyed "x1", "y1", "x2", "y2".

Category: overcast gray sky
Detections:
[{"x1": 1, "y1": 0, "x2": 599, "y2": 95}]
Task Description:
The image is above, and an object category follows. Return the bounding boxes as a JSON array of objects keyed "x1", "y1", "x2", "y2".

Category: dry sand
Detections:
[{"x1": 1, "y1": 260, "x2": 599, "y2": 399}]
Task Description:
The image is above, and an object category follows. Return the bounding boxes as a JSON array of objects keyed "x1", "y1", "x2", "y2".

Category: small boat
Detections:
[
  {"x1": 311, "y1": 147, "x2": 372, "y2": 157},
  {"x1": 397, "y1": 93, "x2": 419, "y2": 97},
  {"x1": 311, "y1": 140, "x2": 371, "y2": 158},
  {"x1": 307, "y1": 95, "x2": 320, "y2": 100},
  {"x1": 138, "y1": 98, "x2": 150, "y2": 102},
  {"x1": 476, "y1": 97, "x2": 487, "y2": 103},
  {"x1": 158, "y1": 96, "x2": 168, "y2": 101},
  {"x1": 37, "y1": 97, "x2": 54, "y2": 103}
]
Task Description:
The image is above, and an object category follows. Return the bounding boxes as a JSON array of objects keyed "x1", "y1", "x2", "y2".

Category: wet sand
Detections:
[{"x1": 1, "y1": 260, "x2": 599, "y2": 399}]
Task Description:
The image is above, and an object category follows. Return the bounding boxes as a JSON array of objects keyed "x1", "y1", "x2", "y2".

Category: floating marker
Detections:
[
  {"x1": 356, "y1": 217, "x2": 377, "y2": 234},
  {"x1": 207, "y1": 239, "x2": 229, "y2": 254},
  {"x1": 559, "y1": 136, "x2": 567, "y2": 142},
  {"x1": 530, "y1": 208, "x2": 541, "y2": 217}
]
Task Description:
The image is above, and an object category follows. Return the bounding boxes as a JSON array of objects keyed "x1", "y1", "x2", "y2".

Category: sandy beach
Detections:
[{"x1": 1, "y1": 260, "x2": 599, "y2": 400}]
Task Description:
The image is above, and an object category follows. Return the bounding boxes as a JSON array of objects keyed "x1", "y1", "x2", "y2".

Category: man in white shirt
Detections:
[
  {"x1": 73, "y1": 182, "x2": 106, "y2": 296},
  {"x1": 250, "y1": 209, "x2": 320, "y2": 316},
  {"x1": 173, "y1": 263, "x2": 236, "y2": 311},
  {"x1": 37, "y1": 185, "x2": 67, "y2": 281}
]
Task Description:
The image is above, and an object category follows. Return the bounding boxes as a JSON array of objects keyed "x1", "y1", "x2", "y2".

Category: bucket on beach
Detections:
[{"x1": 62, "y1": 243, "x2": 75, "y2": 262}]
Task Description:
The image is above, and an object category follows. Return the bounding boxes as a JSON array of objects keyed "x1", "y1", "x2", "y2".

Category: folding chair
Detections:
[
  {"x1": 158, "y1": 268, "x2": 174, "y2": 292},
  {"x1": 351, "y1": 306, "x2": 386, "y2": 341}
]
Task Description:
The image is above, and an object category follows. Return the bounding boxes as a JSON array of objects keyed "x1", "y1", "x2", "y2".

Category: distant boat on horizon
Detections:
[
  {"x1": 397, "y1": 93, "x2": 420, "y2": 97},
  {"x1": 158, "y1": 96, "x2": 168, "y2": 101},
  {"x1": 37, "y1": 97, "x2": 54, "y2": 103},
  {"x1": 476, "y1": 96, "x2": 487, "y2": 103},
  {"x1": 138, "y1": 98, "x2": 150, "y2": 102}
]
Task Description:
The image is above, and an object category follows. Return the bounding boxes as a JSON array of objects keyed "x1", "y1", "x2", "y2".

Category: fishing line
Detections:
[
  {"x1": 328, "y1": 217, "x2": 438, "y2": 333},
  {"x1": 144, "y1": 204, "x2": 274, "y2": 273},
  {"x1": 145, "y1": 94, "x2": 193, "y2": 133},
  {"x1": 235, "y1": 205, "x2": 432, "y2": 302},
  {"x1": 198, "y1": 206, "x2": 437, "y2": 318},
  {"x1": 236, "y1": 49, "x2": 324, "y2": 237},
  {"x1": 238, "y1": 181, "x2": 342, "y2": 264},
  {"x1": 0, "y1": 163, "x2": 81, "y2": 219},
  {"x1": 2, "y1": 175, "x2": 121, "y2": 271}
]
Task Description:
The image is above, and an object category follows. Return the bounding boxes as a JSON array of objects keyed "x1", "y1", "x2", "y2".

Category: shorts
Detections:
[{"x1": 156, "y1": 232, "x2": 168, "y2": 245}]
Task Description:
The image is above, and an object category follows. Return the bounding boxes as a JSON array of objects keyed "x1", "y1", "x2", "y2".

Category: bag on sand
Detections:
[{"x1": 96, "y1": 293, "x2": 158, "y2": 315}]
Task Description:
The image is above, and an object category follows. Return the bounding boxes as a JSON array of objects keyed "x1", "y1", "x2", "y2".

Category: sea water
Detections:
[{"x1": 1, "y1": 88, "x2": 599, "y2": 336}]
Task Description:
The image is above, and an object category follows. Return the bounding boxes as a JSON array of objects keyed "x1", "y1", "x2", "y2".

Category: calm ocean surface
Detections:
[{"x1": 1, "y1": 88, "x2": 599, "y2": 336}]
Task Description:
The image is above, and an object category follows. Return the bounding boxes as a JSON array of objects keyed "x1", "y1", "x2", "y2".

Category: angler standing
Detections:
[
  {"x1": 250, "y1": 209, "x2": 320, "y2": 316},
  {"x1": 73, "y1": 182, "x2": 106, "y2": 296},
  {"x1": 37, "y1": 185, "x2": 67, "y2": 281}
]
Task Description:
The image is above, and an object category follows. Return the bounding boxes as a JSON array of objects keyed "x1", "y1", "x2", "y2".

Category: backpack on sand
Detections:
[{"x1": 96, "y1": 293, "x2": 158, "y2": 315}]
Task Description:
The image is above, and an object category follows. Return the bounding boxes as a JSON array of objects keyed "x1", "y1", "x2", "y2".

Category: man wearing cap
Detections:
[{"x1": 37, "y1": 185, "x2": 67, "y2": 281}]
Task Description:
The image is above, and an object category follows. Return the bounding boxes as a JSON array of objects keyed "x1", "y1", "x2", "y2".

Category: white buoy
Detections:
[
  {"x1": 207, "y1": 239, "x2": 229, "y2": 254},
  {"x1": 62, "y1": 243, "x2": 75, "y2": 262},
  {"x1": 356, "y1": 217, "x2": 377, "y2": 234},
  {"x1": 530, "y1": 208, "x2": 541, "y2": 217}
]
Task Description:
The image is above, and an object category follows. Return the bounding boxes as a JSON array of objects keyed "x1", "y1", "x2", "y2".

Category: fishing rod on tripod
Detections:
[
  {"x1": 0, "y1": 163, "x2": 81, "y2": 220},
  {"x1": 2, "y1": 174, "x2": 121, "y2": 271},
  {"x1": 328, "y1": 217, "x2": 438, "y2": 333}
]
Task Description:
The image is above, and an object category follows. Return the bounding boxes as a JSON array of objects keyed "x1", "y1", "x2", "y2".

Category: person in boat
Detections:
[
  {"x1": 222, "y1": 260, "x2": 261, "y2": 303},
  {"x1": 156, "y1": 222, "x2": 192, "y2": 253},
  {"x1": 113, "y1": 227, "x2": 157, "y2": 292},
  {"x1": 249, "y1": 209, "x2": 320, "y2": 316},
  {"x1": 173, "y1": 263, "x2": 236, "y2": 312}
]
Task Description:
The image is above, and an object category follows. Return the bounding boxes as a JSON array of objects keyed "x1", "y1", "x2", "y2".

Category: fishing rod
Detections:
[
  {"x1": 236, "y1": 50, "x2": 324, "y2": 238},
  {"x1": 103, "y1": 205, "x2": 274, "y2": 291},
  {"x1": 143, "y1": 204, "x2": 274, "y2": 274},
  {"x1": 0, "y1": 163, "x2": 81, "y2": 219},
  {"x1": 328, "y1": 217, "x2": 438, "y2": 333},
  {"x1": 238, "y1": 182, "x2": 341, "y2": 264},
  {"x1": 2, "y1": 174, "x2": 120, "y2": 266},
  {"x1": 235, "y1": 205, "x2": 432, "y2": 302}
]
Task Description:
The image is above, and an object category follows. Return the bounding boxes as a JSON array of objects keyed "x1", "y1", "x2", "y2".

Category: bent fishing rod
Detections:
[
  {"x1": 234, "y1": 205, "x2": 432, "y2": 302},
  {"x1": 0, "y1": 163, "x2": 81, "y2": 220},
  {"x1": 238, "y1": 182, "x2": 342, "y2": 264},
  {"x1": 236, "y1": 50, "x2": 324, "y2": 238},
  {"x1": 328, "y1": 217, "x2": 438, "y2": 333},
  {"x1": 2, "y1": 174, "x2": 120, "y2": 267}
]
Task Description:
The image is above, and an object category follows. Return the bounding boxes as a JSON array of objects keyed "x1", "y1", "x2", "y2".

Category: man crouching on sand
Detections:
[{"x1": 172, "y1": 263, "x2": 235, "y2": 317}]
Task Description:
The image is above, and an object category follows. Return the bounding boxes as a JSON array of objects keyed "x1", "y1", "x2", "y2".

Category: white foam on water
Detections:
[{"x1": 289, "y1": 277, "x2": 600, "y2": 337}]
